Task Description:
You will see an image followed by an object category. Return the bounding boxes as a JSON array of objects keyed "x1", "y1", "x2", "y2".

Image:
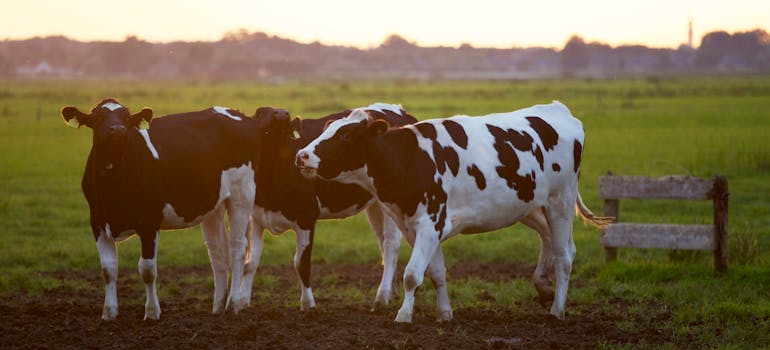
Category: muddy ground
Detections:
[{"x1": 0, "y1": 263, "x2": 673, "y2": 349}]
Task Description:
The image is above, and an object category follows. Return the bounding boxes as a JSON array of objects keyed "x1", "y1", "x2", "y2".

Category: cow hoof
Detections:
[
  {"x1": 394, "y1": 309, "x2": 413, "y2": 323},
  {"x1": 436, "y1": 310, "x2": 453, "y2": 322},
  {"x1": 101, "y1": 306, "x2": 118, "y2": 321},
  {"x1": 374, "y1": 288, "x2": 396, "y2": 306},
  {"x1": 549, "y1": 309, "x2": 565, "y2": 320},
  {"x1": 300, "y1": 305, "x2": 317, "y2": 314},
  {"x1": 144, "y1": 302, "x2": 161, "y2": 320},
  {"x1": 371, "y1": 303, "x2": 388, "y2": 314},
  {"x1": 211, "y1": 305, "x2": 225, "y2": 315},
  {"x1": 300, "y1": 299, "x2": 316, "y2": 311},
  {"x1": 143, "y1": 310, "x2": 160, "y2": 321},
  {"x1": 232, "y1": 298, "x2": 249, "y2": 314}
]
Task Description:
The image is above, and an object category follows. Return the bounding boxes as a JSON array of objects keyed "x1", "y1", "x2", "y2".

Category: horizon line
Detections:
[{"x1": 4, "y1": 25, "x2": 768, "y2": 51}]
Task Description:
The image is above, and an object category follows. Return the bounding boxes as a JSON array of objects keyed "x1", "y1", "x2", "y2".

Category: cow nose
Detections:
[
  {"x1": 108, "y1": 125, "x2": 126, "y2": 136},
  {"x1": 296, "y1": 151, "x2": 309, "y2": 167}
]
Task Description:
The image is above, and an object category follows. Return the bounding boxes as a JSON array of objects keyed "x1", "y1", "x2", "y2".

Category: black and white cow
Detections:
[
  {"x1": 239, "y1": 103, "x2": 417, "y2": 310},
  {"x1": 296, "y1": 101, "x2": 611, "y2": 322},
  {"x1": 62, "y1": 99, "x2": 286, "y2": 320}
]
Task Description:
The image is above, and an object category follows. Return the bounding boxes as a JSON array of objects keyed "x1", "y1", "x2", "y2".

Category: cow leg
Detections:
[
  {"x1": 200, "y1": 205, "x2": 229, "y2": 314},
  {"x1": 395, "y1": 228, "x2": 440, "y2": 323},
  {"x1": 294, "y1": 228, "x2": 316, "y2": 310},
  {"x1": 544, "y1": 192, "x2": 578, "y2": 320},
  {"x1": 138, "y1": 230, "x2": 160, "y2": 320},
  {"x1": 520, "y1": 208, "x2": 555, "y2": 307},
  {"x1": 425, "y1": 247, "x2": 452, "y2": 322},
  {"x1": 96, "y1": 227, "x2": 119, "y2": 321},
  {"x1": 240, "y1": 218, "x2": 264, "y2": 308},
  {"x1": 365, "y1": 203, "x2": 401, "y2": 308},
  {"x1": 224, "y1": 205, "x2": 250, "y2": 314}
]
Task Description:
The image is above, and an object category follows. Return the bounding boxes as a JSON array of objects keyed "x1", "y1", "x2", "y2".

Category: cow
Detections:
[
  {"x1": 239, "y1": 103, "x2": 417, "y2": 310},
  {"x1": 61, "y1": 98, "x2": 287, "y2": 320},
  {"x1": 295, "y1": 101, "x2": 612, "y2": 323}
]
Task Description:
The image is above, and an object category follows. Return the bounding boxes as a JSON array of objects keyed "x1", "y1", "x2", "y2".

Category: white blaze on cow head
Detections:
[{"x1": 295, "y1": 109, "x2": 389, "y2": 181}]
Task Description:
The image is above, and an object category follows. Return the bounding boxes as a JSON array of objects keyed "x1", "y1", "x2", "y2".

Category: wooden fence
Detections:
[{"x1": 598, "y1": 174, "x2": 729, "y2": 272}]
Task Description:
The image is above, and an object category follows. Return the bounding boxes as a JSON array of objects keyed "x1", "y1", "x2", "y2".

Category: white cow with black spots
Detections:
[{"x1": 295, "y1": 101, "x2": 611, "y2": 322}]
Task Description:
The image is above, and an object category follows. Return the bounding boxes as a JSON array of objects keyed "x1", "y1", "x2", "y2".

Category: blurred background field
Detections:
[{"x1": 1, "y1": 76, "x2": 769, "y2": 347}]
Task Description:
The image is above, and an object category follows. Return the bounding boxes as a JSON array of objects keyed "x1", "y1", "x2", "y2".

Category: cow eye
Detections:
[{"x1": 340, "y1": 131, "x2": 351, "y2": 142}]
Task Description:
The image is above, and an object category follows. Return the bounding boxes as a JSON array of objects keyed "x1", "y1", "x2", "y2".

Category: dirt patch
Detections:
[{"x1": 0, "y1": 263, "x2": 672, "y2": 349}]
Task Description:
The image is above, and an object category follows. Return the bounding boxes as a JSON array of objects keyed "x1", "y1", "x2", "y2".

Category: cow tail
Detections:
[{"x1": 574, "y1": 192, "x2": 614, "y2": 228}]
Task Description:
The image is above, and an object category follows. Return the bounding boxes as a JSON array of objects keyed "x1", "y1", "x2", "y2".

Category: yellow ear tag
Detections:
[
  {"x1": 139, "y1": 119, "x2": 150, "y2": 130},
  {"x1": 292, "y1": 130, "x2": 300, "y2": 140},
  {"x1": 66, "y1": 118, "x2": 80, "y2": 128}
]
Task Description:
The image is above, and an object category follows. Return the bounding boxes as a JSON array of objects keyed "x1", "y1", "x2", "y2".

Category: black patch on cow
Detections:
[
  {"x1": 552, "y1": 163, "x2": 561, "y2": 172},
  {"x1": 526, "y1": 116, "x2": 559, "y2": 151},
  {"x1": 573, "y1": 139, "x2": 583, "y2": 173},
  {"x1": 433, "y1": 142, "x2": 460, "y2": 177},
  {"x1": 416, "y1": 122, "x2": 460, "y2": 177},
  {"x1": 486, "y1": 124, "x2": 536, "y2": 202},
  {"x1": 442, "y1": 120, "x2": 468, "y2": 149},
  {"x1": 425, "y1": 178, "x2": 449, "y2": 237},
  {"x1": 366, "y1": 128, "x2": 449, "y2": 238},
  {"x1": 366, "y1": 108, "x2": 418, "y2": 126},
  {"x1": 415, "y1": 123, "x2": 437, "y2": 139},
  {"x1": 467, "y1": 164, "x2": 486, "y2": 190},
  {"x1": 533, "y1": 145, "x2": 544, "y2": 171},
  {"x1": 435, "y1": 203, "x2": 448, "y2": 239}
]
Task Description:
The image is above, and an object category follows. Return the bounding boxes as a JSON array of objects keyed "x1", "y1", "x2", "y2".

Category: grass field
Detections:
[{"x1": 1, "y1": 76, "x2": 769, "y2": 348}]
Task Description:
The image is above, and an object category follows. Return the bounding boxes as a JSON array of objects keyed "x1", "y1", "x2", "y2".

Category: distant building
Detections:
[{"x1": 16, "y1": 61, "x2": 79, "y2": 78}]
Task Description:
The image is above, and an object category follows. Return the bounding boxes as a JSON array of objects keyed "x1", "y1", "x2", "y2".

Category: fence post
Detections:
[
  {"x1": 713, "y1": 176, "x2": 729, "y2": 273},
  {"x1": 603, "y1": 199, "x2": 619, "y2": 262}
]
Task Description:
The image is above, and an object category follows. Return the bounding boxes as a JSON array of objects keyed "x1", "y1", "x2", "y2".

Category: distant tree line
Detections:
[{"x1": 1, "y1": 29, "x2": 768, "y2": 80}]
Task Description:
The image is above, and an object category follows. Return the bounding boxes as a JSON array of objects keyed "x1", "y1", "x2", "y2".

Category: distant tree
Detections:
[
  {"x1": 459, "y1": 43, "x2": 474, "y2": 51},
  {"x1": 379, "y1": 34, "x2": 416, "y2": 49},
  {"x1": 561, "y1": 35, "x2": 589, "y2": 72},
  {"x1": 222, "y1": 28, "x2": 252, "y2": 42},
  {"x1": 696, "y1": 29, "x2": 770, "y2": 68}
]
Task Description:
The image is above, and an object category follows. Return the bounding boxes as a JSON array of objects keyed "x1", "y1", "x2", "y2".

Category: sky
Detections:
[{"x1": 1, "y1": 0, "x2": 768, "y2": 49}]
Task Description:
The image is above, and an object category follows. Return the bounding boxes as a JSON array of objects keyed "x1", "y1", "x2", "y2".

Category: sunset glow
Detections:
[{"x1": 2, "y1": 0, "x2": 768, "y2": 48}]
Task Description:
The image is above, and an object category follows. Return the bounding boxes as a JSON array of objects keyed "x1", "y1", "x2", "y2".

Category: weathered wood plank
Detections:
[
  {"x1": 601, "y1": 223, "x2": 714, "y2": 250},
  {"x1": 603, "y1": 199, "x2": 619, "y2": 262},
  {"x1": 599, "y1": 175, "x2": 714, "y2": 200},
  {"x1": 713, "y1": 176, "x2": 729, "y2": 273}
]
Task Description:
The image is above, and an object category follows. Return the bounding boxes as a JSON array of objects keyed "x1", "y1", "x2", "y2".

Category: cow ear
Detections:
[
  {"x1": 130, "y1": 108, "x2": 153, "y2": 129},
  {"x1": 289, "y1": 116, "x2": 302, "y2": 140},
  {"x1": 61, "y1": 106, "x2": 92, "y2": 128},
  {"x1": 366, "y1": 119, "x2": 389, "y2": 137}
]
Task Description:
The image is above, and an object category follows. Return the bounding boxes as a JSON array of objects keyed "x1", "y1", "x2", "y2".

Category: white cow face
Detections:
[{"x1": 295, "y1": 110, "x2": 389, "y2": 181}]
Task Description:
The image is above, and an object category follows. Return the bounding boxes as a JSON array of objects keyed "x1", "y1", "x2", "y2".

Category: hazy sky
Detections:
[{"x1": 2, "y1": 0, "x2": 768, "y2": 48}]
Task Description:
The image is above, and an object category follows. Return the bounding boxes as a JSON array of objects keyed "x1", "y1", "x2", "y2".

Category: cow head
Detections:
[
  {"x1": 62, "y1": 98, "x2": 153, "y2": 146},
  {"x1": 252, "y1": 106, "x2": 295, "y2": 159},
  {"x1": 295, "y1": 109, "x2": 389, "y2": 181}
]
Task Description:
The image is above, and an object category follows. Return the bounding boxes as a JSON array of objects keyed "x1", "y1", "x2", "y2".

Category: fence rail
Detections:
[{"x1": 598, "y1": 174, "x2": 728, "y2": 272}]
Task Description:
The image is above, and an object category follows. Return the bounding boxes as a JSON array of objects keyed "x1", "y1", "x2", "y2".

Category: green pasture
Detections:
[{"x1": 1, "y1": 76, "x2": 769, "y2": 348}]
